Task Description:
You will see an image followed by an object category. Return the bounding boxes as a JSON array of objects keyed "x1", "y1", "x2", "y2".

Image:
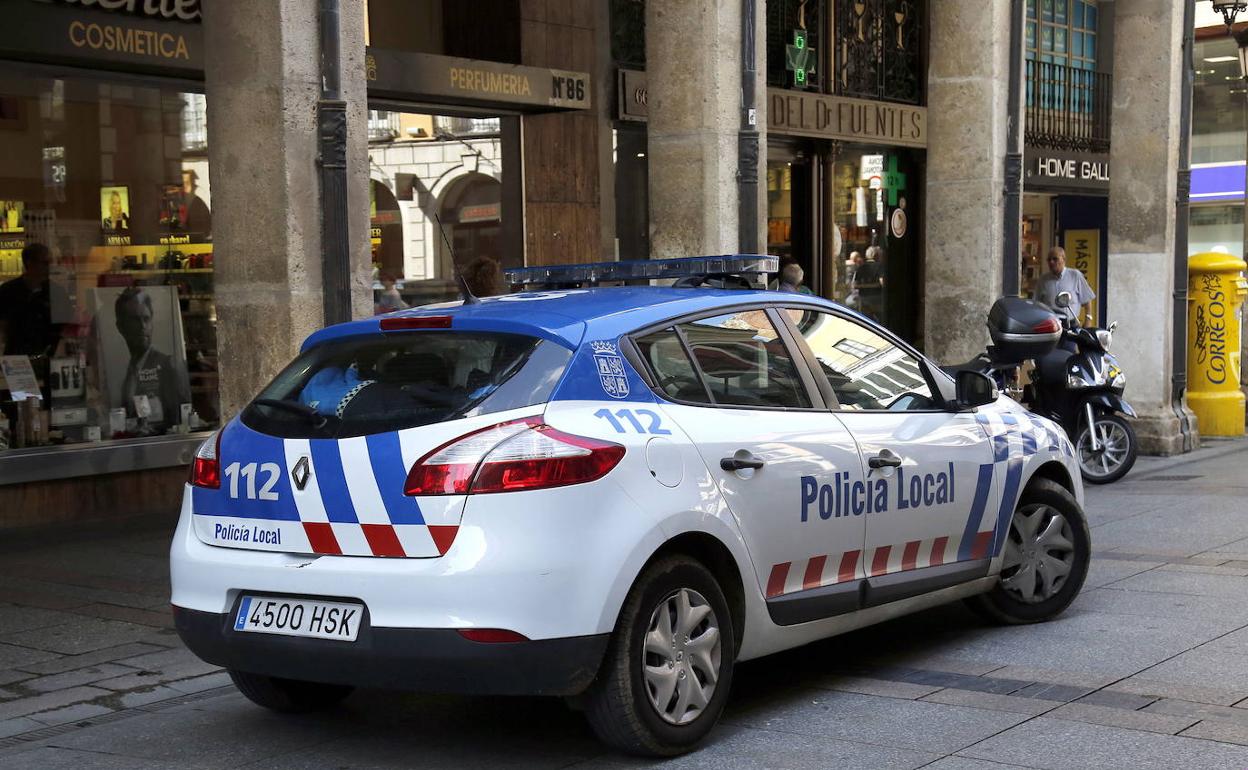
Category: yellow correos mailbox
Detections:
[{"x1": 1188, "y1": 252, "x2": 1247, "y2": 436}]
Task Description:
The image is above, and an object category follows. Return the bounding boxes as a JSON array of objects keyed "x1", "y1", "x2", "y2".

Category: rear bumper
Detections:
[{"x1": 173, "y1": 604, "x2": 608, "y2": 696}]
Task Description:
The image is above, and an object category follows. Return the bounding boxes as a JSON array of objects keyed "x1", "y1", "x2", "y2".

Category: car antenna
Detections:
[{"x1": 434, "y1": 213, "x2": 480, "y2": 305}]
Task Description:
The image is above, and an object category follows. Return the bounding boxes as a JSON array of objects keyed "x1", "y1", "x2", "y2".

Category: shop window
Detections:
[
  {"x1": 0, "y1": 73, "x2": 217, "y2": 455},
  {"x1": 1193, "y1": 37, "x2": 1248, "y2": 165},
  {"x1": 1190, "y1": 206, "x2": 1245, "y2": 256},
  {"x1": 614, "y1": 127, "x2": 650, "y2": 259},
  {"x1": 366, "y1": 110, "x2": 507, "y2": 310}
]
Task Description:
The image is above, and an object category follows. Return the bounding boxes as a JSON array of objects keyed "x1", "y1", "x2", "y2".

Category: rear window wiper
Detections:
[{"x1": 253, "y1": 398, "x2": 329, "y2": 428}]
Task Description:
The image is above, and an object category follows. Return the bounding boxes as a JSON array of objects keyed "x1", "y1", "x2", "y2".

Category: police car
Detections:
[{"x1": 170, "y1": 256, "x2": 1090, "y2": 756}]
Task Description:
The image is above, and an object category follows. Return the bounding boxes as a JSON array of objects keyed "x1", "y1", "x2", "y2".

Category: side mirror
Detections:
[
  {"x1": 1055, "y1": 291, "x2": 1073, "y2": 309},
  {"x1": 955, "y1": 370, "x2": 998, "y2": 409}
]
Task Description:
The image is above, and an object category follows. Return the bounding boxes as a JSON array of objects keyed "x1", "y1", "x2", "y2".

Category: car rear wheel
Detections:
[
  {"x1": 584, "y1": 555, "x2": 735, "y2": 757},
  {"x1": 966, "y1": 478, "x2": 1090, "y2": 624},
  {"x1": 228, "y1": 669, "x2": 354, "y2": 713}
]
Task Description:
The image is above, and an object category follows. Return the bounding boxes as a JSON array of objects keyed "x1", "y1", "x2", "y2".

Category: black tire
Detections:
[
  {"x1": 228, "y1": 669, "x2": 353, "y2": 713},
  {"x1": 584, "y1": 556, "x2": 736, "y2": 757},
  {"x1": 1077, "y1": 412, "x2": 1137, "y2": 484},
  {"x1": 967, "y1": 478, "x2": 1091, "y2": 625}
]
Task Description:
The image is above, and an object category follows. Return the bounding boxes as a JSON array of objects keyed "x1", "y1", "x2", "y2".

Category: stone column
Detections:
[
  {"x1": 203, "y1": 0, "x2": 370, "y2": 418},
  {"x1": 1106, "y1": 0, "x2": 1196, "y2": 454},
  {"x1": 923, "y1": 0, "x2": 1013, "y2": 365},
  {"x1": 646, "y1": 0, "x2": 766, "y2": 256}
]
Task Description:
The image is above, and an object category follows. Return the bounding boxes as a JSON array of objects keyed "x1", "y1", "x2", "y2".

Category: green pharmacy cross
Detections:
[
  {"x1": 786, "y1": 29, "x2": 816, "y2": 89},
  {"x1": 884, "y1": 155, "x2": 907, "y2": 206}
]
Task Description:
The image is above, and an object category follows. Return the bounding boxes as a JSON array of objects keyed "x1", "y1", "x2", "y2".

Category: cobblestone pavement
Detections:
[{"x1": 2, "y1": 439, "x2": 1248, "y2": 768}]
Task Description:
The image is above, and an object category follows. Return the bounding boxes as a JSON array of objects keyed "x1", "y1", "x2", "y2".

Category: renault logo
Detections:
[{"x1": 291, "y1": 456, "x2": 311, "y2": 491}]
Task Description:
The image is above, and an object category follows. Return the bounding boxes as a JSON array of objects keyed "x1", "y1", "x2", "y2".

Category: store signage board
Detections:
[
  {"x1": 1026, "y1": 151, "x2": 1110, "y2": 192},
  {"x1": 4, "y1": 1, "x2": 202, "y2": 75},
  {"x1": 1064, "y1": 228, "x2": 1100, "y2": 321},
  {"x1": 39, "y1": 0, "x2": 201, "y2": 23},
  {"x1": 616, "y1": 72, "x2": 926, "y2": 148},
  {"x1": 367, "y1": 49, "x2": 591, "y2": 112},
  {"x1": 767, "y1": 89, "x2": 925, "y2": 148},
  {"x1": 860, "y1": 155, "x2": 885, "y2": 183},
  {"x1": 618, "y1": 69, "x2": 648, "y2": 122}
]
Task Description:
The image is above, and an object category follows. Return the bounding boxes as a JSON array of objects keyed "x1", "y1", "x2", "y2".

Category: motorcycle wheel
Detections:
[{"x1": 1075, "y1": 412, "x2": 1137, "y2": 484}]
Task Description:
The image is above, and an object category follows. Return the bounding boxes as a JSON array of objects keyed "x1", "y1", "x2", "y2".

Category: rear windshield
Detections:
[{"x1": 242, "y1": 332, "x2": 571, "y2": 439}]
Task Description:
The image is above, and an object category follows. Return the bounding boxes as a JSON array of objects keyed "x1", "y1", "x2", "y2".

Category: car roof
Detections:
[{"x1": 302, "y1": 286, "x2": 857, "y2": 351}]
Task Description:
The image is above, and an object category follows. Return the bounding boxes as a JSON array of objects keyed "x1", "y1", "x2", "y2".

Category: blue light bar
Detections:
[{"x1": 504, "y1": 255, "x2": 779, "y2": 287}]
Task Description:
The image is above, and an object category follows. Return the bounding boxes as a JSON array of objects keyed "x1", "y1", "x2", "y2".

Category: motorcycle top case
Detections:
[{"x1": 987, "y1": 297, "x2": 1061, "y2": 363}]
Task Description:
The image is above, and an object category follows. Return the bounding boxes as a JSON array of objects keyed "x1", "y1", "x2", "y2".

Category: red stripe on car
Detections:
[
  {"x1": 803, "y1": 555, "x2": 827, "y2": 590},
  {"x1": 361, "y1": 524, "x2": 406, "y2": 558},
  {"x1": 302, "y1": 522, "x2": 342, "y2": 555},
  {"x1": 766, "y1": 563, "x2": 791, "y2": 598}
]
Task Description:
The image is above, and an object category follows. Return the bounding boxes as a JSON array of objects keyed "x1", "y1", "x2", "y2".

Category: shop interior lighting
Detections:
[{"x1": 1205, "y1": 55, "x2": 1239, "y2": 62}]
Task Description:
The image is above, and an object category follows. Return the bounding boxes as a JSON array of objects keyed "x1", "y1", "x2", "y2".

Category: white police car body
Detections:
[{"x1": 171, "y1": 257, "x2": 1089, "y2": 756}]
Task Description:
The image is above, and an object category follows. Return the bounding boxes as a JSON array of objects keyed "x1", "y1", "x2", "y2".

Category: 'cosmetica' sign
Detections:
[{"x1": 5, "y1": 0, "x2": 202, "y2": 74}]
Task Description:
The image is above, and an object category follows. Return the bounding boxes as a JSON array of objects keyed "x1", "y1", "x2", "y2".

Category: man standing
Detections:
[
  {"x1": 854, "y1": 246, "x2": 884, "y2": 320},
  {"x1": 1033, "y1": 246, "x2": 1095, "y2": 323},
  {"x1": 777, "y1": 262, "x2": 812, "y2": 294},
  {"x1": 0, "y1": 243, "x2": 63, "y2": 357}
]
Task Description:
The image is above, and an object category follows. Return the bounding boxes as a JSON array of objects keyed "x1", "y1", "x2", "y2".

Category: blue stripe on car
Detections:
[
  {"x1": 992, "y1": 456, "x2": 1026, "y2": 557},
  {"x1": 365, "y1": 432, "x2": 426, "y2": 525},
  {"x1": 959, "y1": 463, "x2": 996, "y2": 562},
  {"x1": 310, "y1": 439, "x2": 361, "y2": 524}
]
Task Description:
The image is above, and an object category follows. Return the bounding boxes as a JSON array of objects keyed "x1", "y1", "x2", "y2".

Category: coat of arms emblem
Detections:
[{"x1": 591, "y1": 340, "x2": 629, "y2": 399}]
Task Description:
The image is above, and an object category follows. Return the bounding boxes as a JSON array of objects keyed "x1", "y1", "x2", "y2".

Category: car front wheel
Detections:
[
  {"x1": 584, "y1": 555, "x2": 735, "y2": 757},
  {"x1": 967, "y1": 477, "x2": 1091, "y2": 624}
]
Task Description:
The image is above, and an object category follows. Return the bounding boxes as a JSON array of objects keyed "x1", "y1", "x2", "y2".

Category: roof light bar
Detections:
[{"x1": 503, "y1": 255, "x2": 779, "y2": 288}]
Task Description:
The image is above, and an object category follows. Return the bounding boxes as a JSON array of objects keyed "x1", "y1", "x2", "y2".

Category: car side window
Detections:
[
  {"x1": 634, "y1": 327, "x2": 713, "y2": 404},
  {"x1": 783, "y1": 308, "x2": 935, "y2": 411},
  {"x1": 677, "y1": 311, "x2": 812, "y2": 409}
]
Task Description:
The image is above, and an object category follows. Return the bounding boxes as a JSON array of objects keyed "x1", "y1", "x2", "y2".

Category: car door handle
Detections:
[
  {"x1": 868, "y1": 449, "x2": 903, "y2": 469},
  {"x1": 720, "y1": 453, "x2": 765, "y2": 472}
]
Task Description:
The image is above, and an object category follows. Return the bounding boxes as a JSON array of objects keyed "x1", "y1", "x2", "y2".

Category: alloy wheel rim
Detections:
[
  {"x1": 1077, "y1": 419, "x2": 1130, "y2": 479},
  {"x1": 642, "y1": 587, "x2": 722, "y2": 725},
  {"x1": 1000, "y1": 504, "x2": 1075, "y2": 603}
]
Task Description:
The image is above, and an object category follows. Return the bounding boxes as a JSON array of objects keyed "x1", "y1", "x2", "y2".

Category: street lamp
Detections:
[{"x1": 1213, "y1": 0, "x2": 1248, "y2": 31}]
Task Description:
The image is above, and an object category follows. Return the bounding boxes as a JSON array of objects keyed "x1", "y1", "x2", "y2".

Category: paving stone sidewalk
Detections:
[{"x1": 0, "y1": 439, "x2": 1247, "y2": 768}]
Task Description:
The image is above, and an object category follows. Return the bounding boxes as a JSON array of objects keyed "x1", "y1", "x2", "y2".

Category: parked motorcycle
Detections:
[{"x1": 948, "y1": 293, "x2": 1138, "y2": 484}]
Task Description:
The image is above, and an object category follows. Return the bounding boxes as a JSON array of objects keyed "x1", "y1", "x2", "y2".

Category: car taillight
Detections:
[
  {"x1": 380, "y1": 315, "x2": 452, "y2": 330},
  {"x1": 404, "y1": 418, "x2": 625, "y2": 496},
  {"x1": 189, "y1": 430, "x2": 222, "y2": 489},
  {"x1": 1032, "y1": 317, "x2": 1061, "y2": 334},
  {"x1": 457, "y1": 628, "x2": 529, "y2": 643}
]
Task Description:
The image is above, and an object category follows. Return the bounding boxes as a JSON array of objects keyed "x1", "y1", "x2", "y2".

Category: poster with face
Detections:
[
  {"x1": 0, "y1": 200, "x2": 23, "y2": 233},
  {"x1": 100, "y1": 186, "x2": 131, "y2": 232},
  {"x1": 89, "y1": 285, "x2": 190, "y2": 430}
]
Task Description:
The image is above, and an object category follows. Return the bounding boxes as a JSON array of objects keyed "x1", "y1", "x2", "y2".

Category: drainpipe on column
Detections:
[
  {"x1": 1002, "y1": 0, "x2": 1025, "y2": 298},
  {"x1": 319, "y1": 0, "x2": 352, "y2": 325},
  {"x1": 738, "y1": 0, "x2": 760, "y2": 254},
  {"x1": 1172, "y1": 0, "x2": 1196, "y2": 451}
]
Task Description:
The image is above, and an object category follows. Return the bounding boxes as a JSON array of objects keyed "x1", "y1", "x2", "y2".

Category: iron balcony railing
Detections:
[
  {"x1": 367, "y1": 110, "x2": 401, "y2": 142},
  {"x1": 1025, "y1": 60, "x2": 1112, "y2": 154}
]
